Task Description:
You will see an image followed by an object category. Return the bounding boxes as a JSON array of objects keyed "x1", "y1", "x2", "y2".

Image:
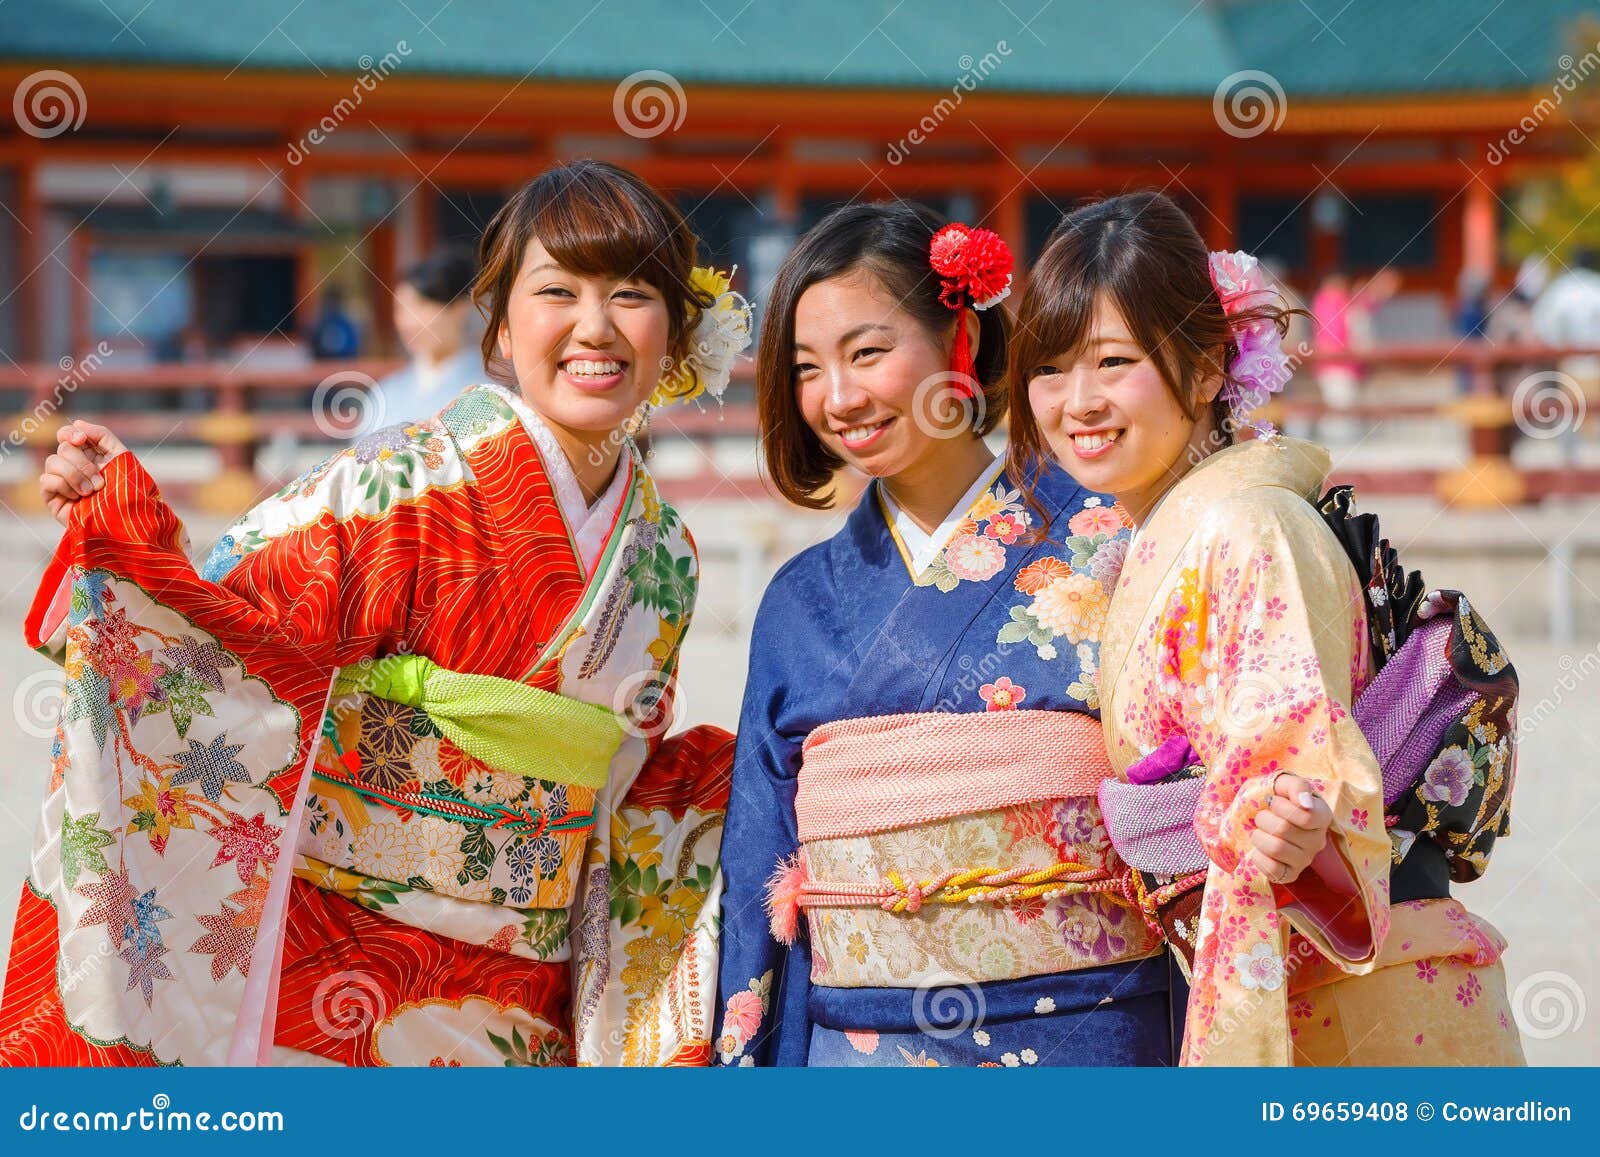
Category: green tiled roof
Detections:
[
  {"x1": 1218, "y1": 0, "x2": 1600, "y2": 95},
  {"x1": 0, "y1": 0, "x2": 1592, "y2": 96}
]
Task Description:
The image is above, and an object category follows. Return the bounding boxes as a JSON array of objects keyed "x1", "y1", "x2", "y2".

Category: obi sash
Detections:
[
  {"x1": 768, "y1": 709, "x2": 1163, "y2": 989},
  {"x1": 1100, "y1": 592, "x2": 1515, "y2": 934},
  {"x1": 302, "y1": 654, "x2": 630, "y2": 931}
]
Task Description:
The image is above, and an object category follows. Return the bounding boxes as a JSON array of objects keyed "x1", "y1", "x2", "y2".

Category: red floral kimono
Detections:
[{"x1": 0, "y1": 384, "x2": 730, "y2": 1066}]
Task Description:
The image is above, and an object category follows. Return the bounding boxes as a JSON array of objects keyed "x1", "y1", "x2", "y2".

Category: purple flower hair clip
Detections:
[{"x1": 1208, "y1": 249, "x2": 1293, "y2": 440}]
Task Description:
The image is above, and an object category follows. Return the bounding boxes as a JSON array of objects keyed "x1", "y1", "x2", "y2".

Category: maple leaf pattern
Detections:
[
  {"x1": 123, "y1": 776, "x2": 196, "y2": 853},
  {"x1": 60, "y1": 810, "x2": 116, "y2": 888},
  {"x1": 63, "y1": 667, "x2": 115, "y2": 750},
  {"x1": 226, "y1": 876, "x2": 270, "y2": 929},
  {"x1": 191, "y1": 905, "x2": 255, "y2": 981},
  {"x1": 74, "y1": 868, "x2": 138, "y2": 939},
  {"x1": 68, "y1": 568, "x2": 113, "y2": 626},
  {"x1": 119, "y1": 940, "x2": 173, "y2": 1007},
  {"x1": 207, "y1": 813, "x2": 281, "y2": 884},
  {"x1": 168, "y1": 733, "x2": 250, "y2": 802},
  {"x1": 157, "y1": 635, "x2": 238, "y2": 693},
  {"x1": 123, "y1": 887, "x2": 173, "y2": 957},
  {"x1": 153, "y1": 668, "x2": 216, "y2": 739}
]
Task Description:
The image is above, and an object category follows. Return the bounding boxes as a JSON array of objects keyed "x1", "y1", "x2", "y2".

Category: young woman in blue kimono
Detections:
[{"x1": 714, "y1": 202, "x2": 1187, "y2": 1067}]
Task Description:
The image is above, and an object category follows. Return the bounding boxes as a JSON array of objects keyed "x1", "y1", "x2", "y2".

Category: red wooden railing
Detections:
[{"x1": 1, "y1": 343, "x2": 1595, "y2": 512}]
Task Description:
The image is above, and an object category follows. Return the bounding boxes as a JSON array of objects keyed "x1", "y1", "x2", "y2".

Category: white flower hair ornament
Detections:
[{"x1": 650, "y1": 265, "x2": 755, "y2": 407}]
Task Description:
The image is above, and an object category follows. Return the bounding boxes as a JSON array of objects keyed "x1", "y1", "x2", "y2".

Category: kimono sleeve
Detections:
[
  {"x1": 712, "y1": 604, "x2": 814, "y2": 1067},
  {"x1": 29, "y1": 450, "x2": 414, "y2": 671},
  {"x1": 571, "y1": 720, "x2": 734, "y2": 1066},
  {"x1": 17, "y1": 448, "x2": 419, "y2": 1065},
  {"x1": 1167, "y1": 489, "x2": 1391, "y2": 1064}
]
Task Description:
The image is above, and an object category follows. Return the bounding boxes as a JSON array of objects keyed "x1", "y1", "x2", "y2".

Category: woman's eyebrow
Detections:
[{"x1": 836, "y1": 323, "x2": 894, "y2": 347}]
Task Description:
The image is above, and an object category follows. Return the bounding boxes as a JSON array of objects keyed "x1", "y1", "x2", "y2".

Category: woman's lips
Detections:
[
  {"x1": 1069, "y1": 428, "x2": 1123, "y2": 461},
  {"x1": 561, "y1": 357, "x2": 627, "y2": 392}
]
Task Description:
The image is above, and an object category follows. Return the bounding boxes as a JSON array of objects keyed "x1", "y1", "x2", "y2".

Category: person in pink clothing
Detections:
[{"x1": 1310, "y1": 269, "x2": 1399, "y2": 440}]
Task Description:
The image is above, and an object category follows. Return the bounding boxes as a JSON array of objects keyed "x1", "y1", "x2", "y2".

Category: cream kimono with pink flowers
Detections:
[
  {"x1": 1099, "y1": 438, "x2": 1391, "y2": 1066},
  {"x1": 1100, "y1": 437, "x2": 1521, "y2": 1066}
]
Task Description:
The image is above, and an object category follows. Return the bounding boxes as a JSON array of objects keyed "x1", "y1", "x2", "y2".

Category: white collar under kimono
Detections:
[
  {"x1": 879, "y1": 456, "x2": 1004, "y2": 577},
  {"x1": 486, "y1": 384, "x2": 632, "y2": 577}
]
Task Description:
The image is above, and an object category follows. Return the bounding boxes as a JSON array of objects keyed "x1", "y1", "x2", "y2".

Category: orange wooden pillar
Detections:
[{"x1": 1440, "y1": 172, "x2": 1524, "y2": 507}]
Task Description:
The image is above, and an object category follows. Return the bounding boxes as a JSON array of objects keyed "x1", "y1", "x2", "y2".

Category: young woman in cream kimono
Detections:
[
  {"x1": 4, "y1": 160, "x2": 749, "y2": 1067},
  {"x1": 1007, "y1": 191, "x2": 1523, "y2": 1066}
]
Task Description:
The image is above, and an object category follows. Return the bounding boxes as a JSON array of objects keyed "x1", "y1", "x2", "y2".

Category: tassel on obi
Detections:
[{"x1": 765, "y1": 852, "x2": 808, "y2": 945}]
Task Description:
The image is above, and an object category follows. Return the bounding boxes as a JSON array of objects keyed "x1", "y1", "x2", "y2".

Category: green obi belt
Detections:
[{"x1": 312, "y1": 655, "x2": 626, "y2": 834}]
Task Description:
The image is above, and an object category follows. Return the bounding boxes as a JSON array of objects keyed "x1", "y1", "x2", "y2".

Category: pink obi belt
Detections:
[{"x1": 766, "y1": 710, "x2": 1168, "y2": 961}]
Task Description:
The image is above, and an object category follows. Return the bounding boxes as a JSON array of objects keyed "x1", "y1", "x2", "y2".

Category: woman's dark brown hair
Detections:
[
  {"x1": 756, "y1": 200, "x2": 1011, "y2": 509},
  {"x1": 1006, "y1": 190, "x2": 1298, "y2": 500},
  {"x1": 474, "y1": 159, "x2": 700, "y2": 382}
]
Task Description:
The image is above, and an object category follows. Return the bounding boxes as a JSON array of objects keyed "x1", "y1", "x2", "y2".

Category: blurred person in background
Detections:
[
  {"x1": 1487, "y1": 257, "x2": 1548, "y2": 403},
  {"x1": 1453, "y1": 269, "x2": 1491, "y2": 395},
  {"x1": 309, "y1": 285, "x2": 361, "y2": 359},
  {"x1": 377, "y1": 248, "x2": 485, "y2": 426},
  {"x1": 1310, "y1": 268, "x2": 1399, "y2": 442},
  {"x1": 1533, "y1": 248, "x2": 1600, "y2": 445}
]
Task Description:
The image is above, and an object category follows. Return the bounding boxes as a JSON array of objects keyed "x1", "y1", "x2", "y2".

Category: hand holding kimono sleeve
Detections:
[
  {"x1": 1167, "y1": 489, "x2": 1390, "y2": 1064},
  {"x1": 31, "y1": 450, "x2": 412, "y2": 670}
]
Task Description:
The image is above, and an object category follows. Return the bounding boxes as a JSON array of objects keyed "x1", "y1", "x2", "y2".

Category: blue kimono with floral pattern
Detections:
[{"x1": 714, "y1": 460, "x2": 1183, "y2": 1067}]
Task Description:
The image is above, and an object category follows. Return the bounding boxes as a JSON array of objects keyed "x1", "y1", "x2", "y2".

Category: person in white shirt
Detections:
[
  {"x1": 1531, "y1": 248, "x2": 1600, "y2": 446},
  {"x1": 374, "y1": 248, "x2": 485, "y2": 429}
]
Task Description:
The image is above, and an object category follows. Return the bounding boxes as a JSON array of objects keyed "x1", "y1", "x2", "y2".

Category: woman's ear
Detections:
[
  {"x1": 497, "y1": 321, "x2": 512, "y2": 361},
  {"x1": 948, "y1": 309, "x2": 983, "y2": 361},
  {"x1": 1198, "y1": 366, "x2": 1226, "y2": 404}
]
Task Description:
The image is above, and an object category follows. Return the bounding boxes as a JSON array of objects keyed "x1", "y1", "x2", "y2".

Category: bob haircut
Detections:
[
  {"x1": 474, "y1": 159, "x2": 701, "y2": 382},
  {"x1": 1006, "y1": 190, "x2": 1297, "y2": 493},
  {"x1": 756, "y1": 200, "x2": 1010, "y2": 509}
]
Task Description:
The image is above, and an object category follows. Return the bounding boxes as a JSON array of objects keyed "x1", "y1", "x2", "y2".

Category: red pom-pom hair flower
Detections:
[
  {"x1": 929, "y1": 222, "x2": 1014, "y2": 401},
  {"x1": 930, "y1": 223, "x2": 1014, "y2": 311}
]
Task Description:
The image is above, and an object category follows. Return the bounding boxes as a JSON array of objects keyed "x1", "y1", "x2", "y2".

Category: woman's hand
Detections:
[
  {"x1": 1249, "y1": 772, "x2": 1334, "y2": 885},
  {"x1": 41, "y1": 420, "x2": 128, "y2": 526}
]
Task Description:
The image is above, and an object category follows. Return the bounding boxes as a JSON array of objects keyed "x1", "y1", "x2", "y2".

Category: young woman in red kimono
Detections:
[{"x1": 1, "y1": 160, "x2": 748, "y2": 1067}]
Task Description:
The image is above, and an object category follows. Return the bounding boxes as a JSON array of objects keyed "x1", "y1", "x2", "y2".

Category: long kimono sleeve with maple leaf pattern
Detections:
[
  {"x1": 13, "y1": 447, "x2": 420, "y2": 1065},
  {"x1": 1160, "y1": 487, "x2": 1391, "y2": 1064}
]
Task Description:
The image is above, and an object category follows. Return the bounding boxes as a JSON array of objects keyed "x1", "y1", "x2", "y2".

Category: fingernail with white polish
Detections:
[{"x1": 1299, "y1": 791, "x2": 1315, "y2": 809}]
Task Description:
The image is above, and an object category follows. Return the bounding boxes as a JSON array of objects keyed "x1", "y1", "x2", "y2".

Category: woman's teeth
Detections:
[
  {"x1": 1073, "y1": 430, "x2": 1122, "y2": 452},
  {"x1": 565, "y1": 359, "x2": 623, "y2": 377},
  {"x1": 840, "y1": 419, "x2": 891, "y2": 443}
]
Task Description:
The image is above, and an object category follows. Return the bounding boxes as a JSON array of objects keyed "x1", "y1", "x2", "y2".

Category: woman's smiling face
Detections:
[
  {"x1": 1026, "y1": 293, "x2": 1221, "y2": 521},
  {"x1": 791, "y1": 269, "x2": 968, "y2": 479},
  {"x1": 496, "y1": 238, "x2": 670, "y2": 438}
]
